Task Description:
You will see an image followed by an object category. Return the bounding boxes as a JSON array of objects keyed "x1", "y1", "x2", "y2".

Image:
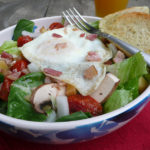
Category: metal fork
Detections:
[{"x1": 62, "y1": 7, "x2": 150, "y2": 66}]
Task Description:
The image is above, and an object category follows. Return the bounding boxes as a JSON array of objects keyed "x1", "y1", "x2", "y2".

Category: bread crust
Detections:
[{"x1": 100, "y1": 7, "x2": 150, "y2": 54}]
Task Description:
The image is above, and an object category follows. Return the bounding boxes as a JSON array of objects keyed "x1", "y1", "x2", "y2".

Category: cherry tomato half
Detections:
[
  {"x1": 49, "y1": 22, "x2": 64, "y2": 30},
  {"x1": 11, "y1": 59, "x2": 28, "y2": 73},
  {"x1": 0, "y1": 78, "x2": 13, "y2": 101},
  {"x1": 17, "y1": 36, "x2": 32, "y2": 47}
]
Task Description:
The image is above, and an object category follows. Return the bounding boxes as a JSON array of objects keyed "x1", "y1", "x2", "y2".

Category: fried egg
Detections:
[{"x1": 21, "y1": 25, "x2": 112, "y2": 95}]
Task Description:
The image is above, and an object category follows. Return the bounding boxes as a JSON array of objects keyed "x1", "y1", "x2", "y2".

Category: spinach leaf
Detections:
[
  {"x1": 0, "y1": 101, "x2": 7, "y2": 114},
  {"x1": 56, "y1": 111, "x2": 92, "y2": 122},
  {"x1": 13, "y1": 19, "x2": 34, "y2": 41},
  {"x1": 7, "y1": 72, "x2": 47, "y2": 121}
]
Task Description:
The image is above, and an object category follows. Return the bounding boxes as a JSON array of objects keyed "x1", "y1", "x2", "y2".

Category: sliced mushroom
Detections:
[
  {"x1": 90, "y1": 73, "x2": 120, "y2": 103},
  {"x1": 30, "y1": 83, "x2": 66, "y2": 114}
]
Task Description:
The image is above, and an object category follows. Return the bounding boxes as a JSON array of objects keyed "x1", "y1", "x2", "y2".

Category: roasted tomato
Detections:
[
  {"x1": 11, "y1": 59, "x2": 28, "y2": 77},
  {"x1": 11, "y1": 59, "x2": 28, "y2": 72},
  {"x1": 17, "y1": 35, "x2": 32, "y2": 47},
  {"x1": 49, "y1": 22, "x2": 64, "y2": 30},
  {"x1": 68, "y1": 95, "x2": 102, "y2": 116},
  {"x1": 0, "y1": 78, "x2": 13, "y2": 101}
]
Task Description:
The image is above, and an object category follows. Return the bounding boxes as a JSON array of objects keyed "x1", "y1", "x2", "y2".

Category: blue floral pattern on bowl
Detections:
[{"x1": 0, "y1": 94, "x2": 149, "y2": 144}]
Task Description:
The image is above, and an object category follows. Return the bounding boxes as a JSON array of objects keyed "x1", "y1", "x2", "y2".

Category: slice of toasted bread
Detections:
[
  {"x1": 99, "y1": 6, "x2": 150, "y2": 54},
  {"x1": 100, "y1": 6, "x2": 149, "y2": 32}
]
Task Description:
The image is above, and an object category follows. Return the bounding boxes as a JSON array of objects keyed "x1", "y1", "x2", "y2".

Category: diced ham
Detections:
[
  {"x1": 6, "y1": 72, "x2": 21, "y2": 80},
  {"x1": 113, "y1": 51, "x2": 125, "y2": 63},
  {"x1": 1, "y1": 52, "x2": 13, "y2": 60},
  {"x1": 52, "y1": 33, "x2": 62, "y2": 38},
  {"x1": 86, "y1": 34, "x2": 97, "y2": 41},
  {"x1": 80, "y1": 33, "x2": 85, "y2": 38},
  {"x1": 85, "y1": 51, "x2": 101, "y2": 62},
  {"x1": 84, "y1": 65, "x2": 98, "y2": 80},
  {"x1": 55, "y1": 42, "x2": 67, "y2": 50},
  {"x1": 43, "y1": 68, "x2": 62, "y2": 77}
]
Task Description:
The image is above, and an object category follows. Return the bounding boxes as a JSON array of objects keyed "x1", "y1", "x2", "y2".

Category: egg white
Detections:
[{"x1": 21, "y1": 25, "x2": 112, "y2": 95}]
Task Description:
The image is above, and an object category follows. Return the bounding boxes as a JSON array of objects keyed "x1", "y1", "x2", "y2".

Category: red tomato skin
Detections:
[
  {"x1": 68, "y1": 95, "x2": 102, "y2": 116},
  {"x1": 49, "y1": 22, "x2": 64, "y2": 30},
  {"x1": 17, "y1": 36, "x2": 32, "y2": 47},
  {"x1": 0, "y1": 78, "x2": 13, "y2": 101},
  {"x1": 11, "y1": 60, "x2": 28, "y2": 72}
]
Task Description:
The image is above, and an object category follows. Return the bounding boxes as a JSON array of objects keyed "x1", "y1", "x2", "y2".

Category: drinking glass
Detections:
[{"x1": 95, "y1": 0, "x2": 129, "y2": 17}]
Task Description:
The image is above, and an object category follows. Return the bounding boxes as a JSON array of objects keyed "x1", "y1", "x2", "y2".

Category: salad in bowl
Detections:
[
  {"x1": 0, "y1": 17, "x2": 149, "y2": 122},
  {"x1": 0, "y1": 16, "x2": 149, "y2": 144}
]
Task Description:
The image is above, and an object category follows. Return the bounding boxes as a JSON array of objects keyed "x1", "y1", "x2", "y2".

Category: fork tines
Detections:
[{"x1": 62, "y1": 7, "x2": 93, "y2": 31}]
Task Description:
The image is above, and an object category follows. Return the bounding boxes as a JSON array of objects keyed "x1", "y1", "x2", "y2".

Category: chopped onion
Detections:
[
  {"x1": 108, "y1": 43, "x2": 117, "y2": 57},
  {"x1": 27, "y1": 63, "x2": 40, "y2": 72},
  {"x1": 56, "y1": 96, "x2": 69, "y2": 118},
  {"x1": 46, "y1": 110, "x2": 56, "y2": 122}
]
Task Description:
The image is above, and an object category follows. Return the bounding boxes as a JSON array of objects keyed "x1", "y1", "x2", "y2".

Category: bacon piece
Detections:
[
  {"x1": 52, "y1": 33, "x2": 62, "y2": 38},
  {"x1": 113, "y1": 51, "x2": 125, "y2": 63},
  {"x1": 55, "y1": 42, "x2": 67, "y2": 50},
  {"x1": 104, "y1": 60, "x2": 113, "y2": 65},
  {"x1": 85, "y1": 51, "x2": 101, "y2": 62},
  {"x1": 1, "y1": 52, "x2": 13, "y2": 60},
  {"x1": 86, "y1": 34, "x2": 97, "y2": 41},
  {"x1": 43, "y1": 68, "x2": 62, "y2": 77},
  {"x1": 80, "y1": 33, "x2": 85, "y2": 38},
  {"x1": 72, "y1": 28, "x2": 79, "y2": 31},
  {"x1": 6, "y1": 72, "x2": 21, "y2": 81},
  {"x1": 84, "y1": 65, "x2": 98, "y2": 80}
]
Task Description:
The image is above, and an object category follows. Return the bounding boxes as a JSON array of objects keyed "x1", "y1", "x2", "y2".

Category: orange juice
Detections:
[{"x1": 95, "y1": 0, "x2": 128, "y2": 17}]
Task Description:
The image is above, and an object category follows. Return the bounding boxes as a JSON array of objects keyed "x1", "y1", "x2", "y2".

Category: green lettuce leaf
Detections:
[
  {"x1": 0, "y1": 41, "x2": 20, "y2": 56},
  {"x1": 56, "y1": 111, "x2": 92, "y2": 122},
  {"x1": 90, "y1": 20, "x2": 99, "y2": 29},
  {"x1": 103, "y1": 53, "x2": 147, "y2": 113},
  {"x1": 13, "y1": 19, "x2": 34, "y2": 41},
  {"x1": 7, "y1": 72, "x2": 47, "y2": 121},
  {"x1": 103, "y1": 89, "x2": 133, "y2": 113},
  {"x1": 107, "y1": 53, "x2": 148, "y2": 84},
  {"x1": 118, "y1": 77, "x2": 139, "y2": 99}
]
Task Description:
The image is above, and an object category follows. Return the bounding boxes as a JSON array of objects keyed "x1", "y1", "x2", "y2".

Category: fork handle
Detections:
[{"x1": 100, "y1": 32, "x2": 150, "y2": 66}]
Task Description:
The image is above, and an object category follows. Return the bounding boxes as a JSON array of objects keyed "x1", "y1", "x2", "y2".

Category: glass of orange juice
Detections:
[{"x1": 94, "y1": 0, "x2": 129, "y2": 17}]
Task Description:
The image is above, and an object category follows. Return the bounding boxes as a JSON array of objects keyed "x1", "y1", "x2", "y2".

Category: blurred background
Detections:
[{"x1": 0, "y1": 0, "x2": 149, "y2": 30}]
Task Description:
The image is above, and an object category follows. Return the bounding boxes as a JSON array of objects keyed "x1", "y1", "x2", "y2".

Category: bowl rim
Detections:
[{"x1": 0, "y1": 16, "x2": 150, "y2": 130}]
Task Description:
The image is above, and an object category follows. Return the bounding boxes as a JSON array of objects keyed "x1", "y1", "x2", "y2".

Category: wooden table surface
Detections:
[{"x1": 0, "y1": 0, "x2": 149, "y2": 30}]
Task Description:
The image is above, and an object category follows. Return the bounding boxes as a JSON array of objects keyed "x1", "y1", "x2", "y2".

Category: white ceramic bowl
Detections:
[{"x1": 0, "y1": 16, "x2": 150, "y2": 144}]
